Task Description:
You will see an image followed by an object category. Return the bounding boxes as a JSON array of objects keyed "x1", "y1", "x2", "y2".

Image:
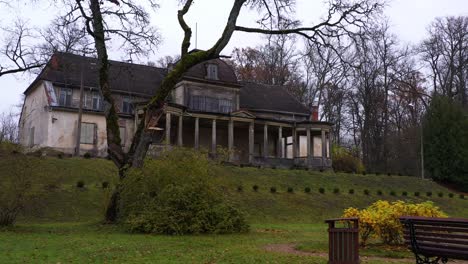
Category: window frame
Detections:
[
  {"x1": 206, "y1": 63, "x2": 219, "y2": 80},
  {"x1": 122, "y1": 96, "x2": 134, "y2": 114},
  {"x1": 58, "y1": 87, "x2": 72, "y2": 107}
]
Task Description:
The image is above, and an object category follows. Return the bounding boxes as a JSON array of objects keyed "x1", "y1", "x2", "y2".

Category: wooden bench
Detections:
[{"x1": 400, "y1": 216, "x2": 468, "y2": 264}]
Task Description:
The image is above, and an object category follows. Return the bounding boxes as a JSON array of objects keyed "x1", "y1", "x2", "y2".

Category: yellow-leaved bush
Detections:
[{"x1": 343, "y1": 200, "x2": 447, "y2": 246}]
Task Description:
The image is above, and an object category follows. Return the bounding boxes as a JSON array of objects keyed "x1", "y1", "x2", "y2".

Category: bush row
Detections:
[{"x1": 238, "y1": 185, "x2": 465, "y2": 199}]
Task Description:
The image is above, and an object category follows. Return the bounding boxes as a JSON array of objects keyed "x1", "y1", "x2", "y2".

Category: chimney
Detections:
[{"x1": 311, "y1": 104, "x2": 319, "y2": 121}]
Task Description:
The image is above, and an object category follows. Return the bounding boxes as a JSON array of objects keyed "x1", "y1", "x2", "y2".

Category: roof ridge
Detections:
[{"x1": 55, "y1": 51, "x2": 167, "y2": 71}]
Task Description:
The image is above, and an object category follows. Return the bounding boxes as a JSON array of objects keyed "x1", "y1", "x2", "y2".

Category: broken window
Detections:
[
  {"x1": 58, "y1": 88, "x2": 72, "y2": 106},
  {"x1": 206, "y1": 64, "x2": 219, "y2": 80},
  {"x1": 122, "y1": 96, "x2": 133, "y2": 114},
  {"x1": 80, "y1": 123, "x2": 96, "y2": 144}
]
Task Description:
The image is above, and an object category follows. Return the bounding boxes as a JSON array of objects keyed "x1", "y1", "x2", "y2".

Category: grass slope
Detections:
[
  {"x1": 2, "y1": 156, "x2": 466, "y2": 223},
  {"x1": 1, "y1": 156, "x2": 467, "y2": 263}
]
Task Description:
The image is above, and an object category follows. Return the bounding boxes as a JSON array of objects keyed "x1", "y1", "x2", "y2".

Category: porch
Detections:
[{"x1": 145, "y1": 106, "x2": 332, "y2": 170}]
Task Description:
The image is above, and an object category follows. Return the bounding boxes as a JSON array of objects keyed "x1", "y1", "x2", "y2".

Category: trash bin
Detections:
[{"x1": 325, "y1": 218, "x2": 359, "y2": 264}]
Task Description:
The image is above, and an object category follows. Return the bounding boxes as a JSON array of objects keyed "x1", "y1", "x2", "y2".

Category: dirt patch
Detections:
[
  {"x1": 263, "y1": 243, "x2": 430, "y2": 263},
  {"x1": 263, "y1": 243, "x2": 327, "y2": 257}
]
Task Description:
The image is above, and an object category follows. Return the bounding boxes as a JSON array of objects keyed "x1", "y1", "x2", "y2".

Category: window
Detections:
[
  {"x1": 84, "y1": 91, "x2": 102, "y2": 110},
  {"x1": 58, "y1": 88, "x2": 72, "y2": 106},
  {"x1": 80, "y1": 123, "x2": 96, "y2": 144},
  {"x1": 119, "y1": 126, "x2": 126, "y2": 146},
  {"x1": 92, "y1": 92, "x2": 102, "y2": 110},
  {"x1": 206, "y1": 64, "x2": 219, "y2": 80},
  {"x1": 122, "y1": 96, "x2": 133, "y2": 114},
  {"x1": 189, "y1": 96, "x2": 233, "y2": 113},
  {"x1": 219, "y1": 99, "x2": 233, "y2": 113}
]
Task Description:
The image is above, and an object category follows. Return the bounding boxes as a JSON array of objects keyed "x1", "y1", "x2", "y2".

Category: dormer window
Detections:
[{"x1": 206, "y1": 63, "x2": 219, "y2": 80}]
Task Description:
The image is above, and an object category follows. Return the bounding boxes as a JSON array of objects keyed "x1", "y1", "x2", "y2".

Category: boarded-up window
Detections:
[
  {"x1": 119, "y1": 126, "x2": 126, "y2": 146},
  {"x1": 58, "y1": 88, "x2": 72, "y2": 106},
  {"x1": 206, "y1": 64, "x2": 219, "y2": 80},
  {"x1": 80, "y1": 123, "x2": 96, "y2": 144}
]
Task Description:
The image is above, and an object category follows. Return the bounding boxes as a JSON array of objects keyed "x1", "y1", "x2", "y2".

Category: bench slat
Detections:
[
  {"x1": 415, "y1": 241, "x2": 468, "y2": 254},
  {"x1": 403, "y1": 230, "x2": 468, "y2": 241},
  {"x1": 403, "y1": 235, "x2": 468, "y2": 246},
  {"x1": 411, "y1": 225, "x2": 468, "y2": 233}
]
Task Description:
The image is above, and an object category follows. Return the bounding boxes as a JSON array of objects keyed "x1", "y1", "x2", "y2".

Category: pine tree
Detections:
[{"x1": 423, "y1": 96, "x2": 468, "y2": 191}]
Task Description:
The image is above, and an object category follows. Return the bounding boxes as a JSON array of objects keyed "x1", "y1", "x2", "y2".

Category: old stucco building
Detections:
[{"x1": 19, "y1": 52, "x2": 332, "y2": 169}]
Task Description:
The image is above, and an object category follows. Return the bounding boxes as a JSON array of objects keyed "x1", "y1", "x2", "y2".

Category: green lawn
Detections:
[
  {"x1": 1, "y1": 222, "x2": 415, "y2": 264},
  {"x1": 1, "y1": 156, "x2": 467, "y2": 263}
]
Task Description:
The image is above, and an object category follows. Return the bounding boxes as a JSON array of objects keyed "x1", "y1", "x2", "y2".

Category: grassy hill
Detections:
[
  {"x1": 2, "y1": 155, "x2": 466, "y2": 224},
  {"x1": 2, "y1": 154, "x2": 468, "y2": 263}
]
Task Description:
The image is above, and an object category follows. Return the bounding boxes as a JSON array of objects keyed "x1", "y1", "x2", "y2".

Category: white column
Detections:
[
  {"x1": 321, "y1": 129, "x2": 326, "y2": 166},
  {"x1": 292, "y1": 127, "x2": 297, "y2": 159},
  {"x1": 277, "y1": 126, "x2": 283, "y2": 158},
  {"x1": 249, "y1": 122, "x2": 254, "y2": 163},
  {"x1": 177, "y1": 115, "x2": 183, "y2": 147},
  {"x1": 263, "y1": 124, "x2": 268, "y2": 158},
  {"x1": 211, "y1": 119, "x2": 217, "y2": 155},
  {"x1": 194, "y1": 117, "x2": 199, "y2": 149},
  {"x1": 165, "y1": 112, "x2": 171, "y2": 146},
  {"x1": 228, "y1": 119, "x2": 234, "y2": 162},
  {"x1": 307, "y1": 128, "x2": 311, "y2": 166}
]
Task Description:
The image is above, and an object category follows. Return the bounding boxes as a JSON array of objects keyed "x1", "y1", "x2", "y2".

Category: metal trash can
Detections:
[{"x1": 325, "y1": 218, "x2": 359, "y2": 264}]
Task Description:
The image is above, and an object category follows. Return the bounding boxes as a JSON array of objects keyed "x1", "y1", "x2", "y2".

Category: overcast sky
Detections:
[{"x1": 1, "y1": 0, "x2": 467, "y2": 113}]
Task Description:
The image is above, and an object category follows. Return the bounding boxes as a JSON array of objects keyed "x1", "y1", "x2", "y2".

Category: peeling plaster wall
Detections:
[{"x1": 19, "y1": 82, "x2": 50, "y2": 148}]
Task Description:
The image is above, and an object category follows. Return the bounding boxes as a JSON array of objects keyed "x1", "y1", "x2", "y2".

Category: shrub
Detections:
[
  {"x1": 333, "y1": 188, "x2": 340, "y2": 194},
  {"x1": 387, "y1": 172, "x2": 391, "y2": 176},
  {"x1": 377, "y1": 190, "x2": 383, "y2": 196},
  {"x1": 390, "y1": 191, "x2": 396, "y2": 196},
  {"x1": 119, "y1": 148, "x2": 249, "y2": 234},
  {"x1": 343, "y1": 200, "x2": 447, "y2": 246},
  {"x1": 402, "y1": 191, "x2": 408, "y2": 196},
  {"x1": 319, "y1": 187, "x2": 325, "y2": 194},
  {"x1": 426, "y1": 191, "x2": 432, "y2": 197},
  {"x1": 237, "y1": 186, "x2": 243, "y2": 192},
  {"x1": 287, "y1": 187, "x2": 293, "y2": 193},
  {"x1": 449, "y1": 193, "x2": 454, "y2": 198},
  {"x1": 304, "y1": 187, "x2": 311, "y2": 193},
  {"x1": 83, "y1": 152, "x2": 92, "y2": 159},
  {"x1": 348, "y1": 189, "x2": 354, "y2": 194},
  {"x1": 253, "y1": 185, "x2": 259, "y2": 192},
  {"x1": 438, "y1": 192, "x2": 444, "y2": 198},
  {"x1": 414, "y1": 191, "x2": 420, "y2": 197},
  {"x1": 375, "y1": 172, "x2": 380, "y2": 176},
  {"x1": 102, "y1": 182, "x2": 109, "y2": 189},
  {"x1": 270, "y1": 187, "x2": 276, "y2": 193},
  {"x1": 460, "y1": 194, "x2": 465, "y2": 199},
  {"x1": 364, "y1": 189, "x2": 370, "y2": 195},
  {"x1": 76, "y1": 180, "x2": 85, "y2": 188},
  {"x1": 362, "y1": 171, "x2": 367, "y2": 175},
  {"x1": 331, "y1": 145, "x2": 365, "y2": 173}
]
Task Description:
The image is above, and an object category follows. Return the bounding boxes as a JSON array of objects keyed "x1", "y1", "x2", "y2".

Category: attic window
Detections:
[{"x1": 206, "y1": 63, "x2": 219, "y2": 80}]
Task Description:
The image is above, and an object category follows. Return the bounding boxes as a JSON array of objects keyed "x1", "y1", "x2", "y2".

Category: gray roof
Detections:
[
  {"x1": 25, "y1": 52, "x2": 166, "y2": 97},
  {"x1": 239, "y1": 82, "x2": 310, "y2": 115},
  {"x1": 26, "y1": 52, "x2": 310, "y2": 115}
]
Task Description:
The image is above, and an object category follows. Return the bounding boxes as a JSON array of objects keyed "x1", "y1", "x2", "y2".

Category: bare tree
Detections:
[
  {"x1": 0, "y1": 109, "x2": 19, "y2": 143},
  {"x1": 0, "y1": 20, "x2": 45, "y2": 77},
  {"x1": 419, "y1": 16, "x2": 468, "y2": 106}
]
